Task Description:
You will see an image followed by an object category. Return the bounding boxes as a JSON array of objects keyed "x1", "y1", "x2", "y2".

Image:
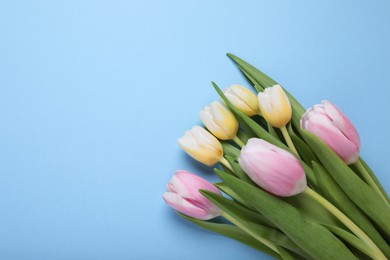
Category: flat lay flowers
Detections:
[{"x1": 163, "y1": 54, "x2": 390, "y2": 260}]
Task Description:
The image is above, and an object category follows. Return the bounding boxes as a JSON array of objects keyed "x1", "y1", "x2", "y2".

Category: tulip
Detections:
[
  {"x1": 258, "y1": 84, "x2": 292, "y2": 128},
  {"x1": 223, "y1": 84, "x2": 260, "y2": 116},
  {"x1": 178, "y1": 126, "x2": 223, "y2": 166},
  {"x1": 163, "y1": 170, "x2": 221, "y2": 220},
  {"x1": 300, "y1": 100, "x2": 360, "y2": 164},
  {"x1": 238, "y1": 138, "x2": 307, "y2": 197},
  {"x1": 199, "y1": 101, "x2": 239, "y2": 140}
]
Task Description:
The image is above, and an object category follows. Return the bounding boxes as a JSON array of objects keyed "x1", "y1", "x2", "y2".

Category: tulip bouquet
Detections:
[{"x1": 163, "y1": 54, "x2": 390, "y2": 260}]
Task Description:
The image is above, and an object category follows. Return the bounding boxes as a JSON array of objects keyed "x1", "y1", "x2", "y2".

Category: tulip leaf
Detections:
[
  {"x1": 214, "y1": 169, "x2": 358, "y2": 260},
  {"x1": 313, "y1": 161, "x2": 390, "y2": 258},
  {"x1": 282, "y1": 193, "x2": 340, "y2": 228},
  {"x1": 267, "y1": 122, "x2": 281, "y2": 140},
  {"x1": 213, "y1": 182, "x2": 277, "y2": 228},
  {"x1": 236, "y1": 129, "x2": 251, "y2": 144},
  {"x1": 200, "y1": 190, "x2": 310, "y2": 259},
  {"x1": 301, "y1": 130, "x2": 390, "y2": 236},
  {"x1": 301, "y1": 162, "x2": 317, "y2": 189},
  {"x1": 323, "y1": 224, "x2": 376, "y2": 259},
  {"x1": 287, "y1": 124, "x2": 317, "y2": 167},
  {"x1": 226, "y1": 53, "x2": 306, "y2": 131},
  {"x1": 215, "y1": 182, "x2": 258, "y2": 213},
  {"x1": 225, "y1": 155, "x2": 253, "y2": 184},
  {"x1": 351, "y1": 158, "x2": 390, "y2": 203},
  {"x1": 221, "y1": 141, "x2": 241, "y2": 159},
  {"x1": 220, "y1": 164, "x2": 235, "y2": 176},
  {"x1": 240, "y1": 69, "x2": 264, "y2": 92},
  {"x1": 178, "y1": 214, "x2": 282, "y2": 259},
  {"x1": 227, "y1": 53, "x2": 276, "y2": 87}
]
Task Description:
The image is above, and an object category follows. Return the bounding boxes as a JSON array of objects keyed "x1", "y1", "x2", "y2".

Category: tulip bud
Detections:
[
  {"x1": 301, "y1": 100, "x2": 360, "y2": 164},
  {"x1": 223, "y1": 85, "x2": 260, "y2": 116},
  {"x1": 258, "y1": 84, "x2": 292, "y2": 128},
  {"x1": 178, "y1": 126, "x2": 223, "y2": 166},
  {"x1": 199, "y1": 101, "x2": 239, "y2": 140},
  {"x1": 238, "y1": 138, "x2": 307, "y2": 197},
  {"x1": 163, "y1": 170, "x2": 221, "y2": 220}
]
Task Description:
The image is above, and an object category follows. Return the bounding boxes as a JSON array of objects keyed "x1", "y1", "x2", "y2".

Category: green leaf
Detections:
[
  {"x1": 323, "y1": 224, "x2": 376, "y2": 259},
  {"x1": 301, "y1": 130, "x2": 390, "y2": 236},
  {"x1": 287, "y1": 124, "x2": 317, "y2": 167},
  {"x1": 215, "y1": 182, "x2": 258, "y2": 213},
  {"x1": 200, "y1": 190, "x2": 309, "y2": 259},
  {"x1": 313, "y1": 161, "x2": 390, "y2": 258},
  {"x1": 179, "y1": 214, "x2": 282, "y2": 259},
  {"x1": 351, "y1": 158, "x2": 390, "y2": 203},
  {"x1": 282, "y1": 193, "x2": 340, "y2": 228},
  {"x1": 215, "y1": 169, "x2": 357, "y2": 260},
  {"x1": 221, "y1": 141, "x2": 241, "y2": 159},
  {"x1": 237, "y1": 129, "x2": 251, "y2": 144},
  {"x1": 212, "y1": 182, "x2": 277, "y2": 228},
  {"x1": 227, "y1": 53, "x2": 277, "y2": 87},
  {"x1": 301, "y1": 162, "x2": 318, "y2": 189},
  {"x1": 225, "y1": 155, "x2": 253, "y2": 183},
  {"x1": 240, "y1": 69, "x2": 264, "y2": 92},
  {"x1": 268, "y1": 122, "x2": 281, "y2": 140}
]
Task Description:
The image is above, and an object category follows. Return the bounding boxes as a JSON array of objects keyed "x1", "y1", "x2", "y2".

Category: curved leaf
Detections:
[
  {"x1": 201, "y1": 190, "x2": 309, "y2": 259},
  {"x1": 301, "y1": 130, "x2": 390, "y2": 237},
  {"x1": 215, "y1": 169, "x2": 357, "y2": 260},
  {"x1": 179, "y1": 214, "x2": 281, "y2": 259},
  {"x1": 313, "y1": 161, "x2": 390, "y2": 258},
  {"x1": 323, "y1": 224, "x2": 376, "y2": 259}
]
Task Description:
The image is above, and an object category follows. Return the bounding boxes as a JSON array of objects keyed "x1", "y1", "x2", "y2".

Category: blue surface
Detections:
[{"x1": 1, "y1": 0, "x2": 389, "y2": 259}]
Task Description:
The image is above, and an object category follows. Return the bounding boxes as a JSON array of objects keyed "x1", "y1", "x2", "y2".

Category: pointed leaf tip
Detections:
[{"x1": 226, "y1": 53, "x2": 235, "y2": 58}]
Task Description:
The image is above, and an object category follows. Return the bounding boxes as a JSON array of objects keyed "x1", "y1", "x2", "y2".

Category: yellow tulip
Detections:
[
  {"x1": 258, "y1": 84, "x2": 292, "y2": 128},
  {"x1": 199, "y1": 102, "x2": 238, "y2": 140},
  {"x1": 177, "y1": 126, "x2": 223, "y2": 166},
  {"x1": 223, "y1": 84, "x2": 260, "y2": 116}
]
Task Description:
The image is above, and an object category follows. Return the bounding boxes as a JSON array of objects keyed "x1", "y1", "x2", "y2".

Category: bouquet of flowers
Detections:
[{"x1": 163, "y1": 54, "x2": 390, "y2": 260}]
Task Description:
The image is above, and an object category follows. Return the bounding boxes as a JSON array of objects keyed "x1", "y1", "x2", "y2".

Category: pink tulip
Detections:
[
  {"x1": 238, "y1": 138, "x2": 307, "y2": 197},
  {"x1": 163, "y1": 170, "x2": 221, "y2": 220},
  {"x1": 300, "y1": 100, "x2": 360, "y2": 164}
]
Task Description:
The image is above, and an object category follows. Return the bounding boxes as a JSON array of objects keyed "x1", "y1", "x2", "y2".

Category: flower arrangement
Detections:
[{"x1": 163, "y1": 54, "x2": 390, "y2": 260}]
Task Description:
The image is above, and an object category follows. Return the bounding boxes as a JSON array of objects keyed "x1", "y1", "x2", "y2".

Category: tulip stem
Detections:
[
  {"x1": 280, "y1": 126, "x2": 299, "y2": 157},
  {"x1": 221, "y1": 212, "x2": 281, "y2": 257},
  {"x1": 354, "y1": 159, "x2": 390, "y2": 207},
  {"x1": 219, "y1": 157, "x2": 234, "y2": 172},
  {"x1": 304, "y1": 188, "x2": 386, "y2": 260},
  {"x1": 232, "y1": 135, "x2": 245, "y2": 148}
]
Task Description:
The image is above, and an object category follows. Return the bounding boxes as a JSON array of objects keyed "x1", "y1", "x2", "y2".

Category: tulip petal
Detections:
[
  {"x1": 172, "y1": 170, "x2": 219, "y2": 210},
  {"x1": 227, "y1": 84, "x2": 259, "y2": 115},
  {"x1": 192, "y1": 126, "x2": 222, "y2": 151},
  {"x1": 322, "y1": 100, "x2": 360, "y2": 148},
  {"x1": 163, "y1": 192, "x2": 214, "y2": 220},
  {"x1": 239, "y1": 138, "x2": 306, "y2": 197},
  {"x1": 305, "y1": 114, "x2": 359, "y2": 164},
  {"x1": 199, "y1": 107, "x2": 226, "y2": 139},
  {"x1": 301, "y1": 101, "x2": 360, "y2": 164}
]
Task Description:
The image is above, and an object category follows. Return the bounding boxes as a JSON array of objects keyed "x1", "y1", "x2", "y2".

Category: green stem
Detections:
[
  {"x1": 221, "y1": 212, "x2": 281, "y2": 257},
  {"x1": 304, "y1": 188, "x2": 386, "y2": 260},
  {"x1": 280, "y1": 126, "x2": 299, "y2": 157},
  {"x1": 219, "y1": 157, "x2": 234, "y2": 172},
  {"x1": 354, "y1": 159, "x2": 390, "y2": 207},
  {"x1": 232, "y1": 135, "x2": 245, "y2": 148}
]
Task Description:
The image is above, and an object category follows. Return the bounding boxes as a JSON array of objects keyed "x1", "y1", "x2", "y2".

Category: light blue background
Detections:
[{"x1": 1, "y1": 1, "x2": 389, "y2": 259}]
